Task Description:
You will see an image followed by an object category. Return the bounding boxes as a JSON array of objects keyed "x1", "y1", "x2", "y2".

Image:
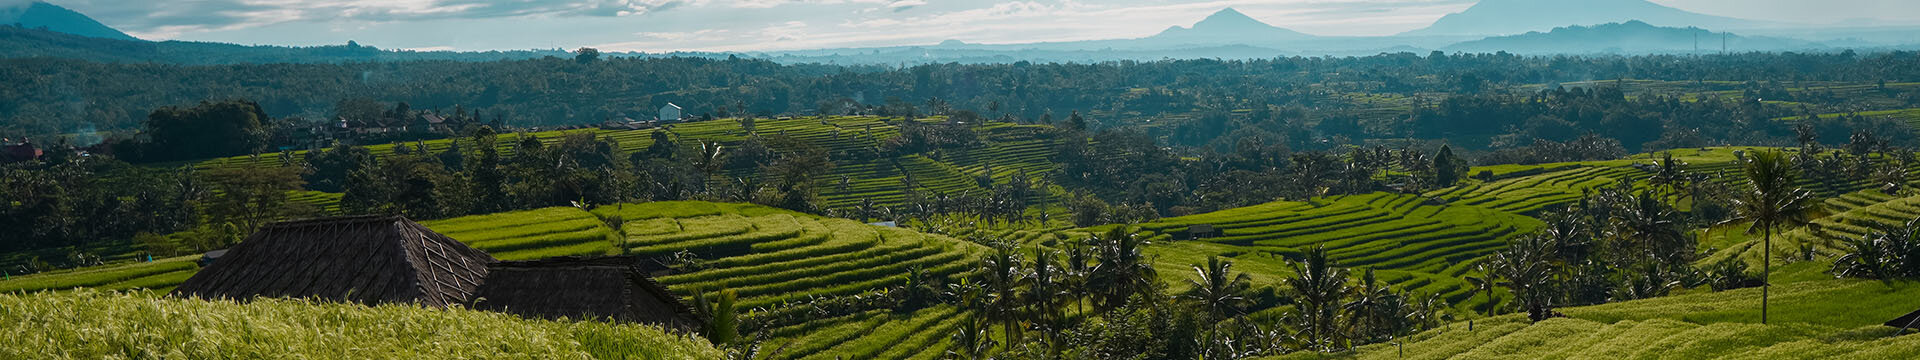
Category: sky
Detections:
[{"x1": 24, "y1": 0, "x2": 1920, "y2": 52}]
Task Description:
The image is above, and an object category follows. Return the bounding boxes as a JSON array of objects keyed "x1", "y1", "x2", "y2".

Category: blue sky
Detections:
[{"x1": 26, "y1": 0, "x2": 1920, "y2": 52}]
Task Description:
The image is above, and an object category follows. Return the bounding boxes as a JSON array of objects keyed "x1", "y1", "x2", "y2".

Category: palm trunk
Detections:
[{"x1": 1762, "y1": 228, "x2": 1771, "y2": 325}]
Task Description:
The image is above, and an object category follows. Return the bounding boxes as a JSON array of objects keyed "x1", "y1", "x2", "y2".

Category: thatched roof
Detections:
[
  {"x1": 171, "y1": 215, "x2": 495, "y2": 308},
  {"x1": 471, "y1": 256, "x2": 699, "y2": 330},
  {"x1": 1889, "y1": 309, "x2": 1920, "y2": 330}
]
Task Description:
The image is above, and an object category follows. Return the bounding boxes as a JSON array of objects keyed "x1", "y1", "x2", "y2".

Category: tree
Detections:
[
  {"x1": 142, "y1": 100, "x2": 273, "y2": 161},
  {"x1": 1282, "y1": 245, "x2": 1350, "y2": 352},
  {"x1": 1730, "y1": 149, "x2": 1822, "y2": 324},
  {"x1": 980, "y1": 242, "x2": 1029, "y2": 346},
  {"x1": 202, "y1": 165, "x2": 308, "y2": 234},
  {"x1": 469, "y1": 126, "x2": 507, "y2": 213},
  {"x1": 1066, "y1": 111, "x2": 1088, "y2": 131},
  {"x1": 1185, "y1": 256, "x2": 1252, "y2": 321},
  {"x1": 1088, "y1": 227, "x2": 1156, "y2": 312},
  {"x1": 1432, "y1": 145, "x2": 1466, "y2": 187},
  {"x1": 574, "y1": 47, "x2": 601, "y2": 63},
  {"x1": 1489, "y1": 234, "x2": 1558, "y2": 321}
]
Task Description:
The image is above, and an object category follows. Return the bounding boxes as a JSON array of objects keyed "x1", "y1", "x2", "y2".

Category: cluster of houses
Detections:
[
  {"x1": 334, "y1": 112, "x2": 469, "y2": 136},
  {"x1": 599, "y1": 103, "x2": 687, "y2": 131},
  {"x1": 173, "y1": 215, "x2": 698, "y2": 329}
]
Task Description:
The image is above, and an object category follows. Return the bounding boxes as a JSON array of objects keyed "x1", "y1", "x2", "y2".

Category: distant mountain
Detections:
[
  {"x1": 0, "y1": 1, "x2": 135, "y2": 40},
  {"x1": 1444, "y1": 21, "x2": 1807, "y2": 54},
  {"x1": 0, "y1": 25, "x2": 574, "y2": 65},
  {"x1": 1141, "y1": 8, "x2": 1314, "y2": 46},
  {"x1": 1404, "y1": 0, "x2": 1762, "y2": 37}
]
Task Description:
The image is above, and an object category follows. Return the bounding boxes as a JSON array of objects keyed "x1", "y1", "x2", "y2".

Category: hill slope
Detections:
[
  {"x1": 1445, "y1": 21, "x2": 1807, "y2": 54},
  {"x1": 1405, "y1": 0, "x2": 1762, "y2": 36},
  {"x1": 1139, "y1": 8, "x2": 1315, "y2": 47},
  {"x1": 0, "y1": 1, "x2": 133, "y2": 40}
]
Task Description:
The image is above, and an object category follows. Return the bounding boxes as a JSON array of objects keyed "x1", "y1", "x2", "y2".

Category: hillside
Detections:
[
  {"x1": 1405, "y1": 0, "x2": 1763, "y2": 36},
  {"x1": 190, "y1": 116, "x2": 1065, "y2": 216},
  {"x1": 1444, "y1": 21, "x2": 1808, "y2": 54},
  {"x1": 1274, "y1": 274, "x2": 1920, "y2": 359},
  {"x1": 0, "y1": 1, "x2": 133, "y2": 40},
  {"x1": 1135, "y1": 8, "x2": 1315, "y2": 49},
  {"x1": 0, "y1": 290, "x2": 720, "y2": 358},
  {"x1": 0, "y1": 200, "x2": 989, "y2": 359}
]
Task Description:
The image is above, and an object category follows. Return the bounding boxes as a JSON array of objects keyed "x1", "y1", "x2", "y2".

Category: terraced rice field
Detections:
[
  {"x1": 1427, "y1": 166, "x2": 1645, "y2": 215},
  {"x1": 1132, "y1": 192, "x2": 1544, "y2": 312},
  {"x1": 756, "y1": 306, "x2": 973, "y2": 360},
  {"x1": 0, "y1": 200, "x2": 987, "y2": 359},
  {"x1": 192, "y1": 116, "x2": 1061, "y2": 217},
  {"x1": 1706, "y1": 192, "x2": 1920, "y2": 271},
  {"x1": 0, "y1": 256, "x2": 201, "y2": 294},
  {"x1": 1278, "y1": 277, "x2": 1920, "y2": 360},
  {"x1": 593, "y1": 202, "x2": 984, "y2": 310}
]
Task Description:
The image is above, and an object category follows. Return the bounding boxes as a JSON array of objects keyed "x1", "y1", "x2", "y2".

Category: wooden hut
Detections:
[
  {"x1": 471, "y1": 256, "x2": 700, "y2": 330},
  {"x1": 171, "y1": 215, "x2": 495, "y2": 308}
]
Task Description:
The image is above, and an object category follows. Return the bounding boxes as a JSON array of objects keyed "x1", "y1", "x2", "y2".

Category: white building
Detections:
[{"x1": 660, "y1": 103, "x2": 683, "y2": 123}]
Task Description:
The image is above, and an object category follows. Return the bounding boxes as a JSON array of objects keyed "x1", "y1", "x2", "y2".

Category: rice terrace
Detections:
[{"x1": 6, "y1": 0, "x2": 1920, "y2": 359}]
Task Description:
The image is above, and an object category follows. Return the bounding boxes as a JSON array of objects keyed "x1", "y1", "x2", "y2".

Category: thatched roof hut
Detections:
[
  {"x1": 171, "y1": 215, "x2": 495, "y2": 308},
  {"x1": 472, "y1": 256, "x2": 699, "y2": 330},
  {"x1": 1888, "y1": 309, "x2": 1920, "y2": 330}
]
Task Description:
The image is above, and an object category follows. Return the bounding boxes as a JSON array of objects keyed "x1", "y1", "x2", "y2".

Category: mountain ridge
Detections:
[
  {"x1": 0, "y1": 1, "x2": 135, "y2": 40},
  {"x1": 1404, "y1": 0, "x2": 1762, "y2": 36}
]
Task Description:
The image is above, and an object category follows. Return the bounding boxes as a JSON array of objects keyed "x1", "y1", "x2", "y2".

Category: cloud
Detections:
[{"x1": 65, "y1": 0, "x2": 693, "y2": 37}]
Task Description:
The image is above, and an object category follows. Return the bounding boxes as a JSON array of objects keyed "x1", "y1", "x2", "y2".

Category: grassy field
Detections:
[
  {"x1": 0, "y1": 290, "x2": 720, "y2": 359},
  {"x1": 1272, "y1": 277, "x2": 1920, "y2": 360}
]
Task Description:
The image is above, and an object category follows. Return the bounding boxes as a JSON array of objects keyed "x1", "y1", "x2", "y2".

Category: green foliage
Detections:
[{"x1": 136, "y1": 100, "x2": 273, "y2": 162}]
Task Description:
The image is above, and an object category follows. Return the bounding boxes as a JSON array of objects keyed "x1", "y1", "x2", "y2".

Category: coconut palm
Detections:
[
  {"x1": 1488, "y1": 234, "x2": 1558, "y2": 321},
  {"x1": 1282, "y1": 245, "x2": 1350, "y2": 352},
  {"x1": 980, "y1": 242, "x2": 1029, "y2": 345},
  {"x1": 1186, "y1": 256, "x2": 1253, "y2": 321},
  {"x1": 1089, "y1": 227, "x2": 1156, "y2": 311},
  {"x1": 1464, "y1": 263, "x2": 1498, "y2": 318},
  {"x1": 1729, "y1": 149, "x2": 1823, "y2": 324},
  {"x1": 1026, "y1": 247, "x2": 1068, "y2": 331}
]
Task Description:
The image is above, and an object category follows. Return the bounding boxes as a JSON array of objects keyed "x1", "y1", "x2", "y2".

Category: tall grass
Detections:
[{"x1": 0, "y1": 290, "x2": 720, "y2": 359}]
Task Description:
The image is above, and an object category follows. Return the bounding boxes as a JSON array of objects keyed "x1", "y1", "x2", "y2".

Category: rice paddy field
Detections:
[
  {"x1": 190, "y1": 116, "x2": 1065, "y2": 215},
  {"x1": 1126, "y1": 192, "x2": 1544, "y2": 313},
  {"x1": 1271, "y1": 275, "x2": 1920, "y2": 360},
  {"x1": 0, "y1": 201, "x2": 991, "y2": 359},
  {"x1": 0, "y1": 290, "x2": 720, "y2": 359}
]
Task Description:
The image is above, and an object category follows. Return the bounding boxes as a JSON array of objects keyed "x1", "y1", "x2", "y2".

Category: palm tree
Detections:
[
  {"x1": 1026, "y1": 247, "x2": 1068, "y2": 331},
  {"x1": 1730, "y1": 149, "x2": 1823, "y2": 324},
  {"x1": 1282, "y1": 245, "x2": 1350, "y2": 352},
  {"x1": 1489, "y1": 234, "x2": 1558, "y2": 321},
  {"x1": 1464, "y1": 263, "x2": 1498, "y2": 318},
  {"x1": 1089, "y1": 227, "x2": 1156, "y2": 311},
  {"x1": 1344, "y1": 268, "x2": 1396, "y2": 342},
  {"x1": 1649, "y1": 151, "x2": 1690, "y2": 203},
  {"x1": 1186, "y1": 256, "x2": 1253, "y2": 321},
  {"x1": 980, "y1": 242, "x2": 1029, "y2": 346}
]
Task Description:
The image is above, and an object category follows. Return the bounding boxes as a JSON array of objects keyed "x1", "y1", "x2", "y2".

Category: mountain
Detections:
[
  {"x1": 1444, "y1": 21, "x2": 1808, "y2": 54},
  {"x1": 1142, "y1": 7, "x2": 1315, "y2": 46},
  {"x1": 1404, "y1": 0, "x2": 1762, "y2": 37},
  {"x1": 0, "y1": 1, "x2": 135, "y2": 40}
]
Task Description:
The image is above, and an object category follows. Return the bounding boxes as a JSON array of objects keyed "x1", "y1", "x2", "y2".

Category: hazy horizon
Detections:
[{"x1": 23, "y1": 0, "x2": 1920, "y2": 53}]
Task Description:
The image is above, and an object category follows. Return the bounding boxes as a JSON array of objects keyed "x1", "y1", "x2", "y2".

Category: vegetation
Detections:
[{"x1": 0, "y1": 290, "x2": 720, "y2": 359}]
